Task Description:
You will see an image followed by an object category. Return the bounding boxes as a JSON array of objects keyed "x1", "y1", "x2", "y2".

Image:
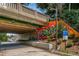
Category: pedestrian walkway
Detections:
[{"x1": 0, "y1": 45, "x2": 59, "y2": 56}]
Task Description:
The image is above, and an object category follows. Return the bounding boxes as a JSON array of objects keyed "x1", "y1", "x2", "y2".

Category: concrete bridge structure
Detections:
[{"x1": 0, "y1": 3, "x2": 48, "y2": 41}]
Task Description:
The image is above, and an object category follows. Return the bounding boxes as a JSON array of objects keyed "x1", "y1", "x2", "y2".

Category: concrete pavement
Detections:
[{"x1": 0, "y1": 45, "x2": 59, "y2": 56}]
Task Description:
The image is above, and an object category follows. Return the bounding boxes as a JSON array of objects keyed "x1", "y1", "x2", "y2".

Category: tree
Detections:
[
  {"x1": 36, "y1": 3, "x2": 79, "y2": 18},
  {"x1": 61, "y1": 9, "x2": 79, "y2": 31},
  {"x1": 36, "y1": 3, "x2": 65, "y2": 18}
]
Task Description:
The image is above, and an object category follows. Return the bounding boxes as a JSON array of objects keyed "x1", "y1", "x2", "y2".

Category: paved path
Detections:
[{"x1": 0, "y1": 45, "x2": 59, "y2": 56}]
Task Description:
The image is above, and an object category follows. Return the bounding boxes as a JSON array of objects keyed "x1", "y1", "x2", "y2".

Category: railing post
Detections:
[{"x1": 17, "y1": 3, "x2": 23, "y2": 12}]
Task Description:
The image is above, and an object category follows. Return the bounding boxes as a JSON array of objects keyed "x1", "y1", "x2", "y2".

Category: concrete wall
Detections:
[
  {"x1": 7, "y1": 33, "x2": 36, "y2": 42},
  {"x1": 18, "y1": 33, "x2": 30, "y2": 40},
  {"x1": 24, "y1": 41, "x2": 53, "y2": 50}
]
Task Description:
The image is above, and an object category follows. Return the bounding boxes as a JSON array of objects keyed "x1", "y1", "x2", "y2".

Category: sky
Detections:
[{"x1": 26, "y1": 3, "x2": 43, "y2": 13}]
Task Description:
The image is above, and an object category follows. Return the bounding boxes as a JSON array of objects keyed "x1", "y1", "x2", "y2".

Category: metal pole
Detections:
[
  {"x1": 65, "y1": 40, "x2": 66, "y2": 50},
  {"x1": 56, "y1": 7, "x2": 58, "y2": 50},
  {"x1": 69, "y1": 3, "x2": 71, "y2": 12}
]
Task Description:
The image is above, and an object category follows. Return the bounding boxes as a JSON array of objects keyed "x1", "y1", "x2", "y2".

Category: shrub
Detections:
[
  {"x1": 66, "y1": 41, "x2": 74, "y2": 48},
  {"x1": 47, "y1": 36, "x2": 51, "y2": 43},
  {"x1": 0, "y1": 33, "x2": 8, "y2": 42}
]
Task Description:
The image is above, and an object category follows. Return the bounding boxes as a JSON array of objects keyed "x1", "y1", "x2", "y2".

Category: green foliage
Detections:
[
  {"x1": 58, "y1": 24, "x2": 65, "y2": 38},
  {"x1": 42, "y1": 26, "x2": 57, "y2": 42},
  {"x1": 42, "y1": 23, "x2": 65, "y2": 39},
  {"x1": 43, "y1": 29, "x2": 50, "y2": 36},
  {"x1": 47, "y1": 36, "x2": 51, "y2": 43},
  {"x1": 61, "y1": 9, "x2": 79, "y2": 31},
  {"x1": 0, "y1": 33, "x2": 8, "y2": 42},
  {"x1": 42, "y1": 27, "x2": 57, "y2": 36},
  {"x1": 61, "y1": 10, "x2": 77, "y2": 24},
  {"x1": 36, "y1": 3, "x2": 58, "y2": 16},
  {"x1": 74, "y1": 23, "x2": 79, "y2": 32},
  {"x1": 66, "y1": 41, "x2": 74, "y2": 48}
]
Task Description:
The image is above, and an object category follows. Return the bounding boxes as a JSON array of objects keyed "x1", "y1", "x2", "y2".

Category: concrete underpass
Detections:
[{"x1": 0, "y1": 3, "x2": 59, "y2": 56}]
